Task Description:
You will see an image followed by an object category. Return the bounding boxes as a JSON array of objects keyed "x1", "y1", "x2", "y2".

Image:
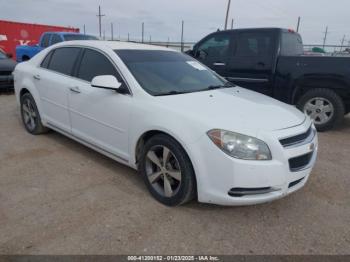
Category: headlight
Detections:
[{"x1": 207, "y1": 129, "x2": 272, "y2": 160}]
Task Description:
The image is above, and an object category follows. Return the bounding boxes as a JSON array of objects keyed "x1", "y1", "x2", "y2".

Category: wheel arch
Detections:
[
  {"x1": 134, "y1": 129, "x2": 194, "y2": 167},
  {"x1": 133, "y1": 129, "x2": 198, "y2": 199},
  {"x1": 17, "y1": 81, "x2": 44, "y2": 122},
  {"x1": 291, "y1": 76, "x2": 349, "y2": 104}
]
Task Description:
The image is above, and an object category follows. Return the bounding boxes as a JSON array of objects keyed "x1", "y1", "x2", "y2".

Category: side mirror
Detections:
[
  {"x1": 91, "y1": 75, "x2": 122, "y2": 91},
  {"x1": 185, "y1": 49, "x2": 194, "y2": 56},
  {"x1": 6, "y1": 53, "x2": 13, "y2": 58}
]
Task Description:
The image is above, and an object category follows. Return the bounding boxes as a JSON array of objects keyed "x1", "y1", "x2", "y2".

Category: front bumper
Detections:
[
  {"x1": 190, "y1": 120, "x2": 318, "y2": 206},
  {"x1": 0, "y1": 74, "x2": 14, "y2": 89}
]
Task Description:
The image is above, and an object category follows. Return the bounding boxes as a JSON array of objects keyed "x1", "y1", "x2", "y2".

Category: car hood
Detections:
[
  {"x1": 155, "y1": 87, "x2": 306, "y2": 134},
  {"x1": 0, "y1": 58, "x2": 17, "y2": 71}
]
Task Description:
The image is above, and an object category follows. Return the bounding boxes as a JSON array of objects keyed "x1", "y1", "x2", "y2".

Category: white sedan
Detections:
[{"x1": 14, "y1": 41, "x2": 318, "y2": 206}]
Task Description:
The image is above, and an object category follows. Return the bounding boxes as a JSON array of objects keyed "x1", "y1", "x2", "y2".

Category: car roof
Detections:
[
  {"x1": 219, "y1": 27, "x2": 299, "y2": 34},
  {"x1": 44, "y1": 32, "x2": 87, "y2": 36},
  {"x1": 54, "y1": 40, "x2": 177, "y2": 51}
]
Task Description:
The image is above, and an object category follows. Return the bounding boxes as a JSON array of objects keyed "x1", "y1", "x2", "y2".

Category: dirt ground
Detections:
[{"x1": 0, "y1": 93, "x2": 349, "y2": 255}]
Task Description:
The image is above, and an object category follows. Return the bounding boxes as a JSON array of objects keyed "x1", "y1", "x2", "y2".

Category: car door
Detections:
[
  {"x1": 226, "y1": 31, "x2": 276, "y2": 96},
  {"x1": 68, "y1": 48, "x2": 131, "y2": 161},
  {"x1": 35, "y1": 47, "x2": 81, "y2": 133},
  {"x1": 193, "y1": 32, "x2": 233, "y2": 76}
]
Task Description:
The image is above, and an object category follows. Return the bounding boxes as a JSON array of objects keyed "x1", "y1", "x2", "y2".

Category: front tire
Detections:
[
  {"x1": 297, "y1": 88, "x2": 345, "y2": 132},
  {"x1": 139, "y1": 134, "x2": 196, "y2": 206},
  {"x1": 20, "y1": 93, "x2": 49, "y2": 135}
]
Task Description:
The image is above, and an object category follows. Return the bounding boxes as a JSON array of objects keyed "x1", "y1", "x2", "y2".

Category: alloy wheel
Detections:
[
  {"x1": 22, "y1": 98, "x2": 37, "y2": 131},
  {"x1": 304, "y1": 97, "x2": 334, "y2": 125},
  {"x1": 145, "y1": 145, "x2": 182, "y2": 198}
]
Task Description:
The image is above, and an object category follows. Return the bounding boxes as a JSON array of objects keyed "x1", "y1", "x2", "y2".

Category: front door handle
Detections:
[
  {"x1": 33, "y1": 74, "x2": 41, "y2": 80},
  {"x1": 213, "y1": 62, "x2": 226, "y2": 66},
  {"x1": 69, "y1": 86, "x2": 81, "y2": 94}
]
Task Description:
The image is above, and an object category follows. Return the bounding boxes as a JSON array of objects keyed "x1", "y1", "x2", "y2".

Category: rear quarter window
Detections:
[{"x1": 40, "y1": 51, "x2": 53, "y2": 68}]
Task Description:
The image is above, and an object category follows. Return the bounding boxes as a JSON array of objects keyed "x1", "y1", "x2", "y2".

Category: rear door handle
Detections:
[
  {"x1": 33, "y1": 74, "x2": 41, "y2": 80},
  {"x1": 69, "y1": 86, "x2": 81, "y2": 94},
  {"x1": 213, "y1": 62, "x2": 226, "y2": 66}
]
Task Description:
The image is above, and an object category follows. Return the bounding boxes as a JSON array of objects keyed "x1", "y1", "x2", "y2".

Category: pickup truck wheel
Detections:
[
  {"x1": 20, "y1": 93, "x2": 49, "y2": 135},
  {"x1": 139, "y1": 134, "x2": 196, "y2": 206},
  {"x1": 297, "y1": 88, "x2": 345, "y2": 132}
]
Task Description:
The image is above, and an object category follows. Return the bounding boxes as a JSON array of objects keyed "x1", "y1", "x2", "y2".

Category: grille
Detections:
[
  {"x1": 280, "y1": 127, "x2": 312, "y2": 147},
  {"x1": 0, "y1": 71, "x2": 12, "y2": 76},
  {"x1": 289, "y1": 152, "x2": 313, "y2": 172}
]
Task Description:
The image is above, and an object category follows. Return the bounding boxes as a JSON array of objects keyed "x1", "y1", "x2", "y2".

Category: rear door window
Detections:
[
  {"x1": 235, "y1": 32, "x2": 274, "y2": 57},
  {"x1": 47, "y1": 47, "x2": 81, "y2": 76},
  {"x1": 281, "y1": 32, "x2": 304, "y2": 56}
]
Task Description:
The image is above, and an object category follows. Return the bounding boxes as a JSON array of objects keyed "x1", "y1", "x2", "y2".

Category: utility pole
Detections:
[
  {"x1": 323, "y1": 26, "x2": 328, "y2": 49},
  {"x1": 296, "y1": 17, "x2": 301, "y2": 32},
  {"x1": 111, "y1": 23, "x2": 114, "y2": 41},
  {"x1": 224, "y1": 0, "x2": 231, "y2": 30},
  {"x1": 149, "y1": 35, "x2": 152, "y2": 44},
  {"x1": 97, "y1": 5, "x2": 105, "y2": 38},
  {"x1": 128, "y1": 33, "x2": 130, "y2": 42},
  {"x1": 83, "y1": 24, "x2": 86, "y2": 35},
  {"x1": 141, "y1": 22, "x2": 144, "y2": 43},
  {"x1": 181, "y1": 20, "x2": 184, "y2": 52},
  {"x1": 231, "y1": 19, "x2": 234, "y2": 29},
  {"x1": 103, "y1": 30, "x2": 105, "y2": 40},
  {"x1": 340, "y1": 35, "x2": 346, "y2": 52}
]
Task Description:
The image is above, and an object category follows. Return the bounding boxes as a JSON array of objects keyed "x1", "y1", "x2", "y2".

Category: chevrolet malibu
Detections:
[{"x1": 13, "y1": 41, "x2": 318, "y2": 206}]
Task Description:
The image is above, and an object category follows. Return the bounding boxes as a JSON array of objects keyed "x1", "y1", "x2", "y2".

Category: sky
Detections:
[{"x1": 1, "y1": 0, "x2": 350, "y2": 45}]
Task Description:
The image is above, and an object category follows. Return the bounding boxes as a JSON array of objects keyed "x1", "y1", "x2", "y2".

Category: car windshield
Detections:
[
  {"x1": 0, "y1": 51, "x2": 6, "y2": 59},
  {"x1": 115, "y1": 50, "x2": 232, "y2": 96},
  {"x1": 64, "y1": 34, "x2": 99, "y2": 41}
]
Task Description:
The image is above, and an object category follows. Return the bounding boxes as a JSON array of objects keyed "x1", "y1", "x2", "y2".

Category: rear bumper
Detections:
[{"x1": 0, "y1": 75, "x2": 14, "y2": 89}]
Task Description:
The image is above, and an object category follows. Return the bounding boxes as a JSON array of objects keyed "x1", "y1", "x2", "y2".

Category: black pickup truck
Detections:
[{"x1": 187, "y1": 28, "x2": 350, "y2": 131}]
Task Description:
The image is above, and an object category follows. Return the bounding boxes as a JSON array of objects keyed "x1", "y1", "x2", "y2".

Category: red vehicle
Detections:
[{"x1": 0, "y1": 20, "x2": 79, "y2": 60}]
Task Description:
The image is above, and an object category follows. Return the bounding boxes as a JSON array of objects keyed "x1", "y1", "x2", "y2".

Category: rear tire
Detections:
[
  {"x1": 297, "y1": 88, "x2": 345, "y2": 132},
  {"x1": 20, "y1": 93, "x2": 49, "y2": 135},
  {"x1": 139, "y1": 134, "x2": 196, "y2": 206}
]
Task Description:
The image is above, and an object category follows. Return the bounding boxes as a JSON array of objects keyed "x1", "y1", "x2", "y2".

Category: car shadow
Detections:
[{"x1": 44, "y1": 130, "x2": 145, "y2": 190}]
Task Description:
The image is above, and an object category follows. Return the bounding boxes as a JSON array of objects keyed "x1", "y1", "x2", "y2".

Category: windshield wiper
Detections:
[
  {"x1": 207, "y1": 82, "x2": 235, "y2": 90},
  {"x1": 154, "y1": 90, "x2": 189, "y2": 96}
]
